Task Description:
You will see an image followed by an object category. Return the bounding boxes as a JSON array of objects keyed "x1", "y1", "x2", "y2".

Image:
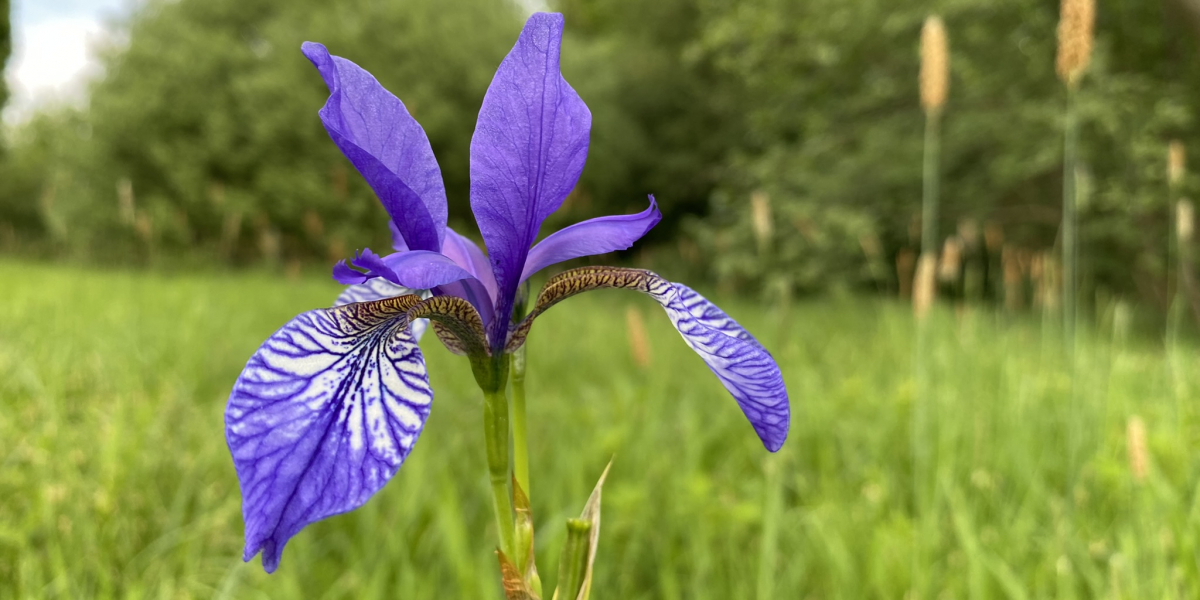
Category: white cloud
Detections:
[{"x1": 4, "y1": 0, "x2": 129, "y2": 124}]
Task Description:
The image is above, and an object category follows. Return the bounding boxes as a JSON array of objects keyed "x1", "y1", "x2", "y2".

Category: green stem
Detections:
[
  {"x1": 481, "y1": 357, "x2": 515, "y2": 558},
  {"x1": 555, "y1": 518, "x2": 591, "y2": 599},
  {"x1": 755, "y1": 454, "x2": 782, "y2": 600},
  {"x1": 1062, "y1": 87, "x2": 1078, "y2": 360},
  {"x1": 511, "y1": 347, "x2": 530, "y2": 497},
  {"x1": 921, "y1": 109, "x2": 942, "y2": 257}
]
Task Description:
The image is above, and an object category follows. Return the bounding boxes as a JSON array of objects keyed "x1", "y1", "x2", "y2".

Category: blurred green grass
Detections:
[{"x1": 1, "y1": 259, "x2": 1197, "y2": 599}]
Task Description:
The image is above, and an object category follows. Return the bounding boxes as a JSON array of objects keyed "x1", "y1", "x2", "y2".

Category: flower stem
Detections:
[
  {"x1": 511, "y1": 346, "x2": 530, "y2": 497},
  {"x1": 482, "y1": 368, "x2": 516, "y2": 558},
  {"x1": 1062, "y1": 86, "x2": 1078, "y2": 360},
  {"x1": 921, "y1": 108, "x2": 942, "y2": 257}
]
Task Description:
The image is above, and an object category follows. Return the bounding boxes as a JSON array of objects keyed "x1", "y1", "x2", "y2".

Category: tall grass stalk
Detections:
[
  {"x1": 1167, "y1": 142, "x2": 1185, "y2": 343},
  {"x1": 1056, "y1": 0, "x2": 1094, "y2": 358},
  {"x1": 915, "y1": 18, "x2": 946, "y2": 595},
  {"x1": 755, "y1": 454, "x2": 782, "y2": 600},
  {"x1": 919, "y1": 16, "x2": 948, "y2": 258},
  {"x1": 910, "y1": 253, "x2": 937, "y2": 596}
]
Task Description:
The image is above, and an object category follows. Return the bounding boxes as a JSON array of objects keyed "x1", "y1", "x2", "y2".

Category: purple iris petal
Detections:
[
  {"x1": 441, "y1": 228, "x2": 499, "y2": 302},
  {"x1": 332, "y1": 248, "x2": 484, "y2": 293},
  {"x1": 304, "y1": 42, "x2": 446, "y2": 252},
  {"x1": 470, "y1": 12, "x2": 591, "y2": 346},
  {"x1": 521, "y1": 196, "x2": 661, "y2": 283},
  {"x1": 389, "y1": 221, "x2": 409, "y2": 252},
  {"x1": 649, "y1": 282, "x2": 789, "y2": 451},
  {"x1": 226, "y1": 302, "x2": 432, "y2": 572}
]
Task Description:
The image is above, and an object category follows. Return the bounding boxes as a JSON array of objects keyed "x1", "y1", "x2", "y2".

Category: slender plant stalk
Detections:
[
  {"x1": 914, "y1": 17, "x2": 946, "y2": 595},
  {"x1": 1062, "y1": 88, "x2": 1078, "y2": 359},
  {"x1": 483, "y1": 386, "x2": 516, "y2": 557},
  {"x1": 921, "y1": 114, "x2": 942, "y2": 257},
  {"x1": 911, "y1": 254, "x2": 937, "y2": 597},
  {"x1": 511, "y1": 346, "x2": 531, "y2": 496},
  {"x1": 755, "y1": 454, "x2": 782, "y2": 600}
]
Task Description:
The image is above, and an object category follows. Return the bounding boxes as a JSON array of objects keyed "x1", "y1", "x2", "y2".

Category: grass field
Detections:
[{"x1": 1, "y1": 259, "x2": 1198, "y2": 599}]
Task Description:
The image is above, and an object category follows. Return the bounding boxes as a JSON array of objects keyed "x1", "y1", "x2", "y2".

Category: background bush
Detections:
[{"x1": 2, "y1": 0, "x2": 1200, "y2": 315}]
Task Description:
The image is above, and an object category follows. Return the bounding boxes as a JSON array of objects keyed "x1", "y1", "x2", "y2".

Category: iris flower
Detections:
[{"x1": 225, "y1": 12, "x2": 789, "y2": 573}]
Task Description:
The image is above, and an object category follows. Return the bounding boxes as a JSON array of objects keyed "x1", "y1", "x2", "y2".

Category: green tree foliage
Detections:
[
  {"x1": 1, "y1": 0, "x2": 520, "y2": 262},
  {"x1": 687, "y1": 0, "x2": 1200, "y2": 305},
  {"x1": 0, "y1": 0, "x2": 9, "y2": 111},
  {"x1": 2, "y1": 0, "x2": 1199, "y2": 312}
]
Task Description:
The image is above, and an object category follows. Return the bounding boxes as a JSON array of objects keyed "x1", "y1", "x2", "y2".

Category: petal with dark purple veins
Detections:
[
  {"x1": 434, "y1": 278, "x2": 496, "y2": 327},
  {"x1": 520, "y1": 196, "x2": 661, "y2": 283},
  {"x1": 470, "y1": 13, "x2": 591, "y2": 346},
  {"x1": 508, "y1": 266, "x2": 790, "y2": 451},
  {"x1": 304, "y1": 42, "x2": 446, "y2": 252},
  {"x1": 225, "y1": 299, "x2": 432, "y2": 572},
  {"x1": 334, "y1": 279, "x2": 429, "y2": 340}
]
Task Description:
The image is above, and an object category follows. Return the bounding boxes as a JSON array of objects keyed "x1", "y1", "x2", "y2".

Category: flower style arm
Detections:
[
  {"x1": 506, "y1": 266, "x2": 790, "y2": 452},
  {"x1": 520, "y1": 195, "x2": 662, "y2": 283}
]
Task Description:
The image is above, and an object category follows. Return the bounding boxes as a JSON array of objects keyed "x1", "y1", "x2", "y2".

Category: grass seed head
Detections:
[
  {"x1": 1126, "y1": 415, "x2": 1148, "y2": 483},
  {"x1": 913, "y1": 252, "x2": 938, "y2": 319},
  {"x1": 1178, "y1": 200, "x2": 1194, "y2": 242},
  {"x1": 939, "y1": 237, "x2": 963, "y2": 282},
  {"x1": 1169, "y1": 141, "x2": 1186, "y2": 186},
  {"x1": 750, "y1": 190, "x2": 773, "y2": 249},
  {"x1": 1056, "y1": 0, "x2": 1095, "y2": 88},
  {"x1": 625, "y1": 305, "x2": 652, "y2": 369},
  {"x1": 920, "y1": 16, "x2": 949, "y2": 114}
]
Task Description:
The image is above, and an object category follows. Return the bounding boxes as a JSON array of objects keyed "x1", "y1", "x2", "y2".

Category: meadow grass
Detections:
[{"x1": 1, "y1": 259, "x2": 1198, "y2": 599}]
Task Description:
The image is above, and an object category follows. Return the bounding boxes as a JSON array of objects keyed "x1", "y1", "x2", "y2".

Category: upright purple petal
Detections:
[
  {"x1": 441, "y1": 228, "x2": 499, "y2": 302},
  {"x1": 304, "y1": 42, "x2": 446, "y2": 251},
  {"x1": 521, "y1": 196, "x2": 661, "y2": 282},
  {"x1": 389, "y1": 221, "x2": 409, "y2": 252},
  {"x1": 226, "y1": 301, "x2": 432, "y2": 572},
  {"x1": 470, "y1": 13, "x2": 591, "y2": 345}
]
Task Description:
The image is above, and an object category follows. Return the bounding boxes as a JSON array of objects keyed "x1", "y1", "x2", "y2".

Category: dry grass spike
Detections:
[
  {"x1": 625, "y1": 305, "x2": 652, "y2": 369},
  {"x1": 913, "y1": 253, "x2": 938, "y2": 319},
  {"x1": 1126, "y1": 415, "x2": 1148, "y2": 484},
  {"x1": 1178, "y1": 200, "x2": 1194, "y2": 242},
  {"x1": 1169, "y1": 141, "x2": 1186, "y2": 187},
  {"x1": 1056, "y1": 0, "x2": 1095, "y2": 87},
  {"x1": 920, "y1": 16, "x2": 949, "y2": 114},
  {"x1": 750, "y1": 190, "x2": 773, "y2": 251}
]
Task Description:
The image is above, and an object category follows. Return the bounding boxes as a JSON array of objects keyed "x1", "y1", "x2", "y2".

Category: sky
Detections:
[{"x1": 4, "y1": 0, "x2": 132, "y2": 123}]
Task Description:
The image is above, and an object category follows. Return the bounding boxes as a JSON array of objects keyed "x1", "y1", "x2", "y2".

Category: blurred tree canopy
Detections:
[
  {"x1": 0, "y1": 0, "x2": 9, "y2": 112},
  {"x1": 1, "y1": 0, "x2": 1199, "y2": 312}
]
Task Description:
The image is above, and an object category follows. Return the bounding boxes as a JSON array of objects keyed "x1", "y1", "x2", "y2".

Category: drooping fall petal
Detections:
[
  {"x1": 225, "y1": 299, "x2": 433, "y2": 572},
  {"x1": 470, "y1": 12, "x2": 591, "y2": 346},
  {"x1": 509, "y1": 267, "x2": 790, "y2": 451},
  {"x1": 304, "y1": 42, "x2": 446, "y2": 252}
]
